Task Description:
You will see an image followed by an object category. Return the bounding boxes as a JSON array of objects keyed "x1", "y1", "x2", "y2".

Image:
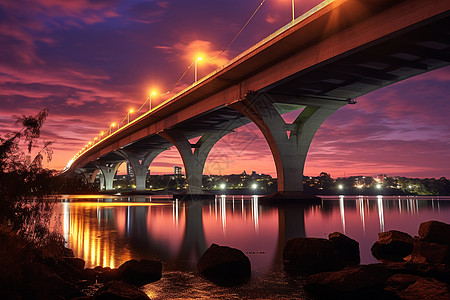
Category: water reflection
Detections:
[{"x1": 57, "y1": 195, "x2": 450, "y2": 274}]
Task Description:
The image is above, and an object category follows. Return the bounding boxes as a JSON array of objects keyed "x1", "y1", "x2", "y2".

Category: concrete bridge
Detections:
[{"x1": 65, "y1": 0, "x2": 450, "y2": 200}]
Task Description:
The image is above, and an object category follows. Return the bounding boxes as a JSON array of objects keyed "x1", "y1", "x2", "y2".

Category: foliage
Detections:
[{"x1": 0, "y1": 109, "x2": 64, "y2": 262}]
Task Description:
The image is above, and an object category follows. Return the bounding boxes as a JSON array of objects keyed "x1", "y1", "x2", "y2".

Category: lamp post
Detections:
[
  {"x1": 110, "y1": 123, "x2": 116, "y2": 134},
  {"x1": 128, "y1": 109, "x2": 134, "y2": 123},
  {"x1": 194, "y1": 56, "x2": 202, "y2": 82},
  {"x1": 291, "y1": 0, "x2": 295, "y2": 22},
  {"x1": 149, "y1": 91, "x2": 156, "y2": 111}
]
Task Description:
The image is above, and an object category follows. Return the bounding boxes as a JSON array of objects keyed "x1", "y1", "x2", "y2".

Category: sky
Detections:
[{"x1": 0, "y1": 0, "x2": 449, "y2": 179}]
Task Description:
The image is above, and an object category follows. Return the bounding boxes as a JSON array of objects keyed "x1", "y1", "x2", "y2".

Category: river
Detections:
[{"x1": 54, "y1": 195, "x2": 450, "y2": 299}]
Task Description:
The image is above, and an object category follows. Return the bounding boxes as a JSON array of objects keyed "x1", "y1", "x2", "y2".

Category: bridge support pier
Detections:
[
  {"x1": 97, "y1": 162, "x2": 122, "y2": 191},
  {"x1": 117, "y1": 149, "x2": 165, "y2": 191},
  {"x1": 229, "y1": 92, "x2": 347, "y2": 201},
  {"x1": 82, "y1": 170, "x2": 99, "y2": 185},
  {"x1": 159, "y1": 129, "x2": 228, "y2": 197}
]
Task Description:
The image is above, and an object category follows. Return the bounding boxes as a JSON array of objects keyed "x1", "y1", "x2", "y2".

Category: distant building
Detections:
[
  {"x1": 174, "y1": 166, "x2": 182, "y2": 175},
  {"x1": 126, "y1": 162, "x2": 134, "y2": 177}
]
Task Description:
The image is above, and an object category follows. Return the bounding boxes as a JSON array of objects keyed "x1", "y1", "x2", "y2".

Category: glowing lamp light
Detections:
[
  {"x1": 194, "y1": 56, "x2": 203, "y2": 82},
  {"x1": 251, "y1": 183, "x2": 258, "y2": 190},
  {"x1": 376, "y1": 184, "x2": 382, "y2": 189},
  {"x1": 220, "y1": 183, "x2": 226, "y2": 189},
  {"x1": 338, "y1": 184, "x2": 344, "y2": 190},
  {"x1": 111, "y1": 123, "x2": 116, "y2": 127},
  {"x1": 129, "y1": 109, "x2": 134, "y2": 113}
]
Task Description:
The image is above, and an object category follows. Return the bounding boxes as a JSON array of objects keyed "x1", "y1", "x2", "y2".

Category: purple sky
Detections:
[{"x1": 0, "y1": 0, "x2": 449, "y2": 178}]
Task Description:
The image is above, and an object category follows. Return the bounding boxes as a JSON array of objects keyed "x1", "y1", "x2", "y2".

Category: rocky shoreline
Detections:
[{"x1": 2, "y1": 220, "x2": 449, "y2": 299}]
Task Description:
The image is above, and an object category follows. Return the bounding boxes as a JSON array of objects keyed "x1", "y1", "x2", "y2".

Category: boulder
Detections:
[
  {"x1": 305, "y1": 264, "x2": 394, "y2": 299},
  {"x1": 63, "y1": 247, "x2": 75, "y2": 258},
  {"x1": 98, "y1": 267, "x2": 120, "y2": 283},
  {"x1": 118, "y1": 259, "x2": 162, "y2": 285},
  {"x1": 399, "y1": 278, "x2": 450, "y2": 300},
  {"x1": 23, "y1": 262, "x2": 83, "y2": 299},
  {"x1": 419, "y1": 220, "x2": 450, "y2": 245},
  {"x1": 328, "y1": 232, "x2": 360, "y2": 267},
  {"x1": 62, "y1": 257, "x2": 85, "y2": 271},
  {"x1": 82, "y1": 268, "x2": 98, "y2": 281},
  {"x1": 93, "y1": 280, "x2": 150, "y2": 300},
  {"x1": 197, "y1": 243, "x2": 251, "y2": 286},
  {"x1": 283, "y1": 234, "x2": 360, "y2": 275},
  {"x1": 384, "y1": 273, "x2": 421, "y2": 294},
  {"x1": 371, "y1": 230, "x2": 414, "y2": 262},
  {"x1": 410, "y1": 239, "x2": 450, "y2": 265},
  {"x1": 283, "y1": 238, "x2": 335, "y2": 274}
]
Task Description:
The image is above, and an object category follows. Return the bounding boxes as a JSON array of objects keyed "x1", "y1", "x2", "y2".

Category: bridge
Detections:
[{"x1": 65, "y1": 0, "x2": 450, "y2": 200}]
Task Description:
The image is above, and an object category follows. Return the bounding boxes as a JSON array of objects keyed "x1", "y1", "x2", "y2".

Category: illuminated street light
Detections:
[
  {"x1": 251, "y1": 183, "x2": 258, "y2": 190},
  {"x1": 149, "y1": 91, "x2": 156, "y2": 111},
  {"x1": 194, "y1": 56, "x2": 202, "y2": 82},
  {"x1": 220, "y1": 183, "x2": 226, "y2": 190},
  {"x1": 110, "y1": 122, "x2": 116, "y2": 134},
  {"x1": 128, "y1": 109, "x2": 134, "y2": 123},
  {"x1": 338, "y1": 184, "x2": 344, "y2": 190},
  {"x1": 376, "y1": 184, "x2": 382, "y2": 189}
]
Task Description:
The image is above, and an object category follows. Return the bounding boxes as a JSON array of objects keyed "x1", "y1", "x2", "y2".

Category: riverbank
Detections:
[{"x1": 2, "y1": 220, "x2": 449, "y2": 299}]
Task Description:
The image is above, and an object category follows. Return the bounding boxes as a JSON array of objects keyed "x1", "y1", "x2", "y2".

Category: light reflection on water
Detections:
[{"x1": 55, "y1": 195, "x2": 450, "y2": 299}]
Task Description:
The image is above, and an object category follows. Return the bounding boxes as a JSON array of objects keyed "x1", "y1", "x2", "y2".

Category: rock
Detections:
[
  {"x1": 283, "y1": 238, "x2": 335, "y2": 274},
  {"x1": 197, "y1": 243, "x2": 251, "y2": 286},
  {"x1": 98, "y1": 268, "x2": 120, "y2": 283},
  {"x1": 94, "y1": 266, "x2": 104, "y2": 272},
  {"x1": 283, "y1": 235, "x2": 360, "y2": 275},
  {"x1": 371, "y1": 230, "x2": 414, "y2": 262},
  {"x1": 82, "y1": 268, "x2": 98, "y2": 281},
  {"x1": 384, "y1": 273, "x2": 421, "y2": 294},
  {"x1": 23, "y1": 262, "x2": 83, "y2": 299},
  {"x1": 328, "y1": 232, "x2": 360, "y2": 267},
  {"x1": 93, "y1": 280, "x2": 150, "y2": 300},
  {"x1": 118, "y1": 259, "x2": 162, "y2": 285},
  {"x1": 410, "y1": 239, "x2": 450, "y2": 265},
  {"x1": 62, "y1": 257, "x2": 85, "y2": 271},
  {"x1": 399, "y1": 277, "x2": 450, "y2": 300},
  {"x1": 305, "y1": 264, "x2": 394, "y2": 299},
  {"x1": 63, "y1": 247, "x2": 75, "y2": 258},
  {"x1": 419, "y1": 220, "x2": 450, "y2": 245}
]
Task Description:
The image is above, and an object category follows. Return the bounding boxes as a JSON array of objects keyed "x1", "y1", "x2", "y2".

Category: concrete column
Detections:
[
  {"x1": 159, "y1": 130, "x2": 228, "y2": 195},
  {"x1": 229, "y1": 92, "x2": 346, "y2": 198},
  {"x1": 98, "y1": 162, "x2": 122, "y2": 191},
  {"x1": 83, "y1": 169, "x2": 100, "y2": 184},
  {"x1": 117, "y1": 149, "x2": 165, "y2": 191},
  {"x1": 99, "y1": 173, "x2": 105, "y2": 190}
]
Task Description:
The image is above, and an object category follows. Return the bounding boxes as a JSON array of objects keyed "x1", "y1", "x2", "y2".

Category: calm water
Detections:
[{"x1": 55, "y1": 195, "x2": 450, "y2": 299}]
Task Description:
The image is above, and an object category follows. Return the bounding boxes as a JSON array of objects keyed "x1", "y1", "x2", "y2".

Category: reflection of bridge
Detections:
[{"x1": 66, "y1": 0, "x2": 450, "y2": 199}]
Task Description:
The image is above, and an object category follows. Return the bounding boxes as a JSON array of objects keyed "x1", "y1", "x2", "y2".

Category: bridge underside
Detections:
[{"x1": 72, "y1": 3, "x2": 450, "y2": 199}]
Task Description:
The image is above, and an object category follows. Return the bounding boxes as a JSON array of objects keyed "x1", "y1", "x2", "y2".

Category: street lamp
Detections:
[
  {"x1": 291, "y1": 0, "x2": 295, "y2": 22},
  {"x1": 110, "y1": 122, "x2": 116, "y2": 134},
  {"x1": 194, "y1": 56, "x2": 202, "y2": 82},
  {"x1": 128, "y1": 109, "x2": 134, "y2": 123},
  {"x1": 149, "y1": 91, "x2": 156, "y2": 111}
]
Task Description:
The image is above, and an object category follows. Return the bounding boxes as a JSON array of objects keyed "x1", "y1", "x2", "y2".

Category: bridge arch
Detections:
[{"x1": 229, "y1": 92, "x2": 347, "y2": 198}]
